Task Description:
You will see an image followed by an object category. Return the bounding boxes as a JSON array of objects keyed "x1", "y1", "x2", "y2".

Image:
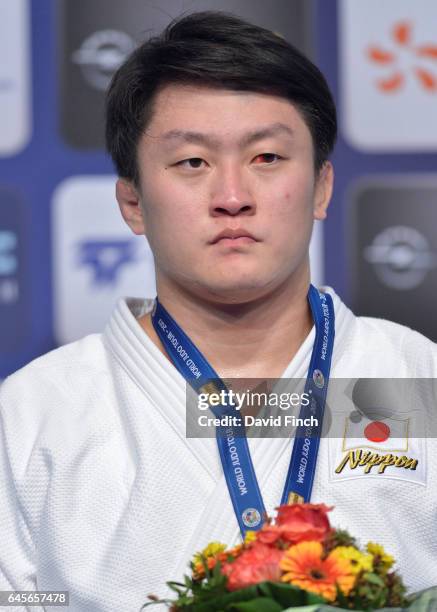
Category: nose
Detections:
[{"x1": 209, "y1": 164, "x2": 256, "y2": 217}]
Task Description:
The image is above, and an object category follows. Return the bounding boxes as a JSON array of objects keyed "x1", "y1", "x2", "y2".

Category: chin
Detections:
[{"x1": 193, "y1": 278, "x2": 278, "y2": 304}]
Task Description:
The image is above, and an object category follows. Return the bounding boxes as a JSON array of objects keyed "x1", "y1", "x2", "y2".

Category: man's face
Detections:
[{"x1": 118, "y1": 84, "x2": 332, "y2": 303}]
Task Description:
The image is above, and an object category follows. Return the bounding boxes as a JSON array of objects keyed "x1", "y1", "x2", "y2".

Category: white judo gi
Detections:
[{"x1": 1, "y1": 287, "x2": 437, "y2": 612}]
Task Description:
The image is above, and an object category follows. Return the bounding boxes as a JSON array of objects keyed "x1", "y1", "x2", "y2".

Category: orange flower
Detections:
[
  {"x1": 280, "y1": 541, "x2": 356, "y2": 602},
  {"x1": 222, "y1": 543, "x2": 284, "y2": 591},
  {"x1": 193, "y1": 544, "x2": 243, "y2": 580},
  {"x1": 257, "y1": 503, "x2": 332, "y2": 546},
  {"x1": 193, "y1": 556, "x2": 218, "y2": 580}
]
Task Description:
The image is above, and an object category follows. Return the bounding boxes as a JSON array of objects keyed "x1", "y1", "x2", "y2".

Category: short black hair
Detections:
[{"x1": 105, "y1": 10, "x2": 337, "y2": 185}]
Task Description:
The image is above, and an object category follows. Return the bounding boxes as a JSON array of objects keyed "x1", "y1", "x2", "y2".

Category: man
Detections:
[{"x1": 1, "y1": 11, "x2": 436, "y2": 612}]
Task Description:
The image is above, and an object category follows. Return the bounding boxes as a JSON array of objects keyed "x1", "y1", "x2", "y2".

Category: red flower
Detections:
[
  {"x1": 222, "y1": 543, "x2": 283, "y2": 591},
  {"x1": 257, "y1": 504, "x2": 332, "y2": 546}
]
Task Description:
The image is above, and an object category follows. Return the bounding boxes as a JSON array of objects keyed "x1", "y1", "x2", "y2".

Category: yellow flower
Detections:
[
  {"x1": 330, "y1": 546, "x2": 373, "y2": 575},
  {"x1": 244, "y1": 531, "x2": 257, "y2": 544},
  {"x1": 193, "y1": 541, "x2": 227, "y2": 566},
  {"x1": 280, "y1": 541, "x2": 356, "y2": 602},
  {"x1": 366, "y1": 542, "x2": 394, "y2": 571}
]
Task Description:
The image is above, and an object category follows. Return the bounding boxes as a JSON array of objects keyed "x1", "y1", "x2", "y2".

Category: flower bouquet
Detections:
[{"x1": 143, "y1": 504, "x2": 437, "y2": 611}]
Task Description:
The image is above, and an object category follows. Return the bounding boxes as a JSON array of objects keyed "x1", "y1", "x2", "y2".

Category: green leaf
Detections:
[
  {"x1": 335, "y1": 586, "x2": 349, "y2": 609},
  {"x1": 257, "y1": 582, "x2": 326, "y2": 607},
  {"x1": 140, "y1": 598, "x2": 175, "y2": 609},
  {"x1": 185, "y1": 575, "x2": 193, "y2": 588},
  {"x1": 166, "y1": 581, "x2": 187, "y2": 595},
  {"x1": 362, "y1": 572, "x2": 385, "y2": 587},
  {"x1": 306, "y1": 592, "x2": 329, "y2": 606},
  {"x1": 189, "y1": 585, "x2": 260, "y2": 612},
  {"x1": 226, "y1": 597, "x2": 283, "y2": 612},
  {"x1": 407, "y1": 585, "x2": 437, "y2": 611},
  {"x1": 184, "y1": 581, "x2": 328, "y2": 612},
  {"x1": 281, "y1": 607, "x2": 332, "y2": 612}
]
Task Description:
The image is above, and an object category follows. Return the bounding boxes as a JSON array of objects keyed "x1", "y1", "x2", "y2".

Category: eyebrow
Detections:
[{"x1": 159, "y1": 122, "x2": 294, "y2": 149}]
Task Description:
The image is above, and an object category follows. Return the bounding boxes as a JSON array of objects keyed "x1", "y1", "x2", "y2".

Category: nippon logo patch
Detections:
[
  {"x1": 342, "y1": 414, "x2": 409, "y2": 453},
  {"x1": 329, "y1": 415, "x2": 426, "y2": 485}
]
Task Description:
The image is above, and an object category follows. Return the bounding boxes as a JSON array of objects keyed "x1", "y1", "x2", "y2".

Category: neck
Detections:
[{"x1": 138, "y1": 271, "x2": 314, "y2": 379}]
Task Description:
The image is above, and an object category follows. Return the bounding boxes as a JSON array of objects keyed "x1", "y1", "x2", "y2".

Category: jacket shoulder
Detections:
[
  {"x1": 0, "y1": 333, "x2": 111, "y2": 418},
  {"x1": 350, "y1": 315, "x2": 437, "y2": 376}
]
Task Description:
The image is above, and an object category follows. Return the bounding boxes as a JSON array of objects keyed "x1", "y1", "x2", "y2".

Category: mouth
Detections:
[{"x1": 210, "y1": 228, "x2": 259, "y2": 245}]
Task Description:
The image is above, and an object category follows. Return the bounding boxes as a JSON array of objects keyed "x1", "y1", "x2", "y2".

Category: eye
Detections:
[
  {"x1": 175, "y1": 157, "x2": 206, "y2": 169},
  {"x1": 253, "y1": 153, "x2": 282, "y2": 164}
]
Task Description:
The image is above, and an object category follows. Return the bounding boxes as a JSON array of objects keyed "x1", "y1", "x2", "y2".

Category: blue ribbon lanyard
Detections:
[{"x1": 151, "y1": 285, "x2": 335, "y2": 538}]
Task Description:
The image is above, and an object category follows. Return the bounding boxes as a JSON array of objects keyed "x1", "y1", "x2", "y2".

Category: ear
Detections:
[
  {"x1": 116, "y1": 178, "x2": 146, "y2": 235},
  {"x1": 313, "y1": 161, "x2": 334, "y2": 221}
]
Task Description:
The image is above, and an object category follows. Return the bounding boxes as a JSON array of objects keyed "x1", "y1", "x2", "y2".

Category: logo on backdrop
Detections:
[
  {"x1": 0, "y1": 0, "x2": 31, "y2": 156},
  {"x1": 71, "y1": 30, "x2": 135, "y2": 91},
  {"x1": 363, "y1": 225, "x2": 437, "y2": 290},
  {"x1": 60, "y1": 0, "x2": 311, "y2": 149},
  {"x1": 0, "y1": 231, "x2": 18, "y2": 275},
  {"x1": 53, "y1": 176, "x2": 156, "y2": 344},
  {"x1": 78, "y1": 239, "x2": 137, "y2": 285},
  {"x1": 349, "y1": 176, "x2": 437, "y2": 340},
  {"x1": 340, "y1": 0, "x2": 437, "y2": 150},
  {"x1": 0, "y1": 189, "x2": 30, "y2": 362},
  {"x1": 0, "y1": 230, "x2": 19, "y2": 304},
  {"x1": 367, "y1": 21, "x2": 437, "y2": 93}
]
